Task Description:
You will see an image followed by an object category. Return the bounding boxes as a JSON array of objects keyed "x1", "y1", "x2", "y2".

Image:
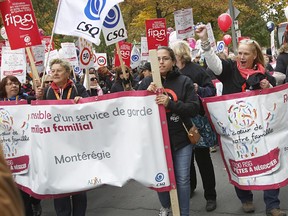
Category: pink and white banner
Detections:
[
  {"x1": 203, "y1": 84, "x2": 288, "y2": 190},
  {"x1": 0, "y1": 92, "x2": 175, "y2": 198}
]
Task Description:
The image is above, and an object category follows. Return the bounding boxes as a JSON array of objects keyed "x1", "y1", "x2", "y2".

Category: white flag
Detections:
[
  {"x1": 130, "y1": 45, "x2": 141, "y2": 69},
  {"x1": 54, "y1": 0, "x2": 124, "y2": 45},
  {"x1": 102, "y1": 4, "x2": 127, "y2": 46}
]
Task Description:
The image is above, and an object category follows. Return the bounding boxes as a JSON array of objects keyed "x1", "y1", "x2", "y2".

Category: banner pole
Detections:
[
  {"x1": 42, "y1": 0, "x2": 63, "y2": 87},
  {"x1": 26, "y1": 47, "x2": 40, "y2": 92},
  {"x1": 149, "y1": 49, "x2": 180, "y2": 216}
]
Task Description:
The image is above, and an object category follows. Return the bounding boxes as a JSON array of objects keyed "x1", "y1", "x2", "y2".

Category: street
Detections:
[{"x1": 40, "y1": 146, "x2": 288, "y2": 215}]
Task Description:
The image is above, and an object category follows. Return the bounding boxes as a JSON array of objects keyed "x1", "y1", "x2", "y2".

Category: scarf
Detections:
[
  {"x1": 237, "y1": 62, "x2": 265, "y2": 79},
  {"x1": 50, "y1": 79, "x2": 73, "y2": 93}
]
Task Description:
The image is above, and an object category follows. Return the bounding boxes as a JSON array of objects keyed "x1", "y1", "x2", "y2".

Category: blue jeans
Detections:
[
  {"x1": 54, "y1": 192, "x2": 87, "y2": 216},
  {"x1": 158, "y1": 144, "x2": 192, "y2": 216},
  {"x1": 235, "y1": 187, "x2": 280, "y2": 211}
]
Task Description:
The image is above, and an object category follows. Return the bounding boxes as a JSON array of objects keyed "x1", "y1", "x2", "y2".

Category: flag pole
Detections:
[{"x1": 41, "y1": 0, "x2": 63, "y2": 87}]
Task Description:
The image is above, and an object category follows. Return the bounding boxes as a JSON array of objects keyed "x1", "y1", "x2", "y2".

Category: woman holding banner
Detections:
[
  {"x1": 36, "y1": 58, "x2": 89, "y2": 216},
  {"x1": 0, "y1": 75, "x2": 38, "y2": 215},
  {"x1": 195, "y1": 25, "x2": 285, "y2": 216},
  {"x1": 138, "y1": 46, "x2": 200, "y2": 216},
  {"x1": 170, "y1": 40, "x2": 217, "y2": 212}
]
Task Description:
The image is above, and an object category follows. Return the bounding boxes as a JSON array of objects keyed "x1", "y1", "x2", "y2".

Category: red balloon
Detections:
[
  {"x1": 223, "y1": 34, "x2": 232, "y2": 45},
  {"x1": 218, "y1": 13, "x2": 232, "y2": 32}
]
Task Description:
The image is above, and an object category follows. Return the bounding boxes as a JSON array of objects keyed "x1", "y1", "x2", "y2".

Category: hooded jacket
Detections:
[{"x1": 138, "y1": 67, "x2": 200, "y2": 151}]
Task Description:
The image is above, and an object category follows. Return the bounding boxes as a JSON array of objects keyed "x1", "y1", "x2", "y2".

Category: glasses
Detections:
[
  {"x1": 157, "y1": 56, "x2": 172, "y2": 62},
  {"x1": 44, "y1": 81, "x2": 53, "y2": 84},
  {"x1": 90, "y1": 78, "x2": 97, "y2": 81},
  {"x1": 6, "y1": 82, "x2": 19, "y2": 86}
]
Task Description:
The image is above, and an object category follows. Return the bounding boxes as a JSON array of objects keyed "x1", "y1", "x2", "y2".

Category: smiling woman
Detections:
[
  {"x1": 195, "y1": 24, "x2": 286, "y2": 216},
  {"x1": 0, "y1": 76, "x2": 30, "y2": 101}
]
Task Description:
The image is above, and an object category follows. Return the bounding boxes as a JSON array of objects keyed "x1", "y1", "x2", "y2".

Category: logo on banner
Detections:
[
  {"x1": 97, "y1": 56, "x2": 106, "y2": 66},
  {"x1": 121, "y1": 50, "x2": 130, "y2": 59},
  {"x1": 217, "y1": 41, "x2": 225, "y2": 53},
  {"x1": 77, "y1": 0, "x2": 106, "y2": 38},
  {"x1": 147, "y1": 28, "x2": 166, "y2": 41},
  {"x1": 103, "y1": 5, "x2": 125, "y2": 41},
  {"x1": 155, "y1": 173, "x2": 164, "y2": 182},
  {"x1": 4, "y1": 13, "x2": 35, "y2": 31},
  {"x1": 84, "y1": 0, "x2": 106, "y2": 20},
  {"x1": 103, "y1": 5, "x2": 120, "y2": 28},
  {"x1": 131, "y1": 54, "x2": 139, "y2": 62}
]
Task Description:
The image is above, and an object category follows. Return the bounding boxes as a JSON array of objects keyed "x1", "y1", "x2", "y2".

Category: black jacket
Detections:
[
  {"x1": 138, "y1": 67, "x2": 200, "y2": 151},
  {"x1": 44, "y1": 82, "x2": 89, "y2": 100},
  {"x1": 180, "y1": 62, "x2": 216, "y2": 98},
  {"x1": 217, "y1": 59, "x2": 276, "y2": 95}
]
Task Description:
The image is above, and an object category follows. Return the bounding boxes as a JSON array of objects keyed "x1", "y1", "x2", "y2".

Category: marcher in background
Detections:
[
  {"x1": 88, "y1": 73, "x2": 103, "y2": 96},
  {"x1": 36, "y1": 58, "x2": 88, "y2": 216},
  {"x1": 110, "y1": 66, "x2": 134, "y2": 92},
  {"x1": 196, "y1": 24, "x2": 285, "y2": 216},
  {"x1": 170, "y1": 40, "x2": 217, "y2": 212},
  {"x1": 135, "y1": 62, "x2": 152, "y2": 89},
  {"x1": 275, "y1": 28, "x2": 288, "y2": 83},
  {"x1": 138, "y1": 46, "x2": 200, "y2": 216},
  {"x1": 97, "y1": 66, "x2": 114, "y2": 94},
  {"x1": 275, "y1": 29, "x2": 288, "y2": 74},
  {"x1": 43, "y1": 74, "x2": 53, "y2": 88}
]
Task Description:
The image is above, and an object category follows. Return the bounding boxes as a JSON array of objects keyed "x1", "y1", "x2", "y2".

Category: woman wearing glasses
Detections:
[
  {"x1": 88, "y1": 73, "x2": 103, "y2": 96},
  {"x1": 110, "y1": 66, "x2": 134, "y2": 92},
  {"x1": 0, "y1": 76, "x2": 30, "y2": 101},
  {"x1": 138, "y1": 46, "x2": 200, "y2": 216},
  {"x1": 195, "y1": 25, "x2": 285, "y2": 216}
]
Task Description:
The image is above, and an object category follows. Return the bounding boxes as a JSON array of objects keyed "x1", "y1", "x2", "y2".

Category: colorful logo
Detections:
[
  {"x1": 84, "y1": 0, "x2": 106, "y2": 20},
  {"x1": 228, "y1": 100, "x2": 256, "y2": 130}
]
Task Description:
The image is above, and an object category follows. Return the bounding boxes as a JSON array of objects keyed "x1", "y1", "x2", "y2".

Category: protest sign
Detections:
[
  {"x1": 114, "y1": 41, "x2": 132, "y2": 67},
  {"x1": 0, "y1": 92, "x2": 175, "y2": 198},
  {"x1": 0, "y1": 0, "x2": 41, "y2": 49},
  {"x1": 1, "y1": 46, "x2": 26, "y2": 83},
  {"x1": 145, "y1": 18, "x2": 168, "y2": 50},
  {"x1": 174, "y1": 8, "x2": 194, "y2": 40},
  {"x1": 141, "y1": 37, "x2": 149, "y2": 61},
  {"x1": 203, "y1": 84, "x2": 288, "y2": 190}
]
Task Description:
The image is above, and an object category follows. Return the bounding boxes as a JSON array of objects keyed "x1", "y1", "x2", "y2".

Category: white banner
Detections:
[
  {"x1": 203, "y1": 84, "x2": 288, "y2": 190},
  {"x1": 102, "y1": 4, "x2": 127, "y2": 46},
  {"x1": 1, "y1": 92, "x2": 173, "y2": 198},
  {"x1": 54, "y1": 0, "x2": 124, "y2": 45},
  {"x1": 1, "y1": 46, "x2": 26, "y2": 83},
  {"x1": 174, "y1": 8, "x2": 194, "y2": 40}
]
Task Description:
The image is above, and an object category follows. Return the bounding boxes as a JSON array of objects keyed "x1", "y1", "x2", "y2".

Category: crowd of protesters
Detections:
[{"x1": 0, "y1": 24, "x2": 288, "y2": 216}]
